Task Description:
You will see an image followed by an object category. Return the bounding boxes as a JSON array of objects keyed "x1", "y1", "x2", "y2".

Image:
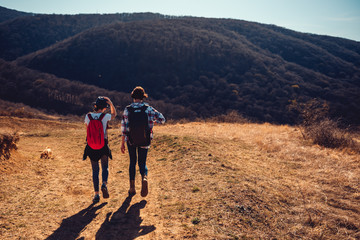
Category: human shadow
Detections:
[
  {"x1": 96, "y1": 195, "x2": 156, "y2": 240},
  {"x1": 45, "y1": 202, "x2": 107, "y2": 240}
]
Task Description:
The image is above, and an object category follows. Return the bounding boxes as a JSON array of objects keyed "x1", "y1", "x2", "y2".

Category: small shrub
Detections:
[
  {"x1": 208, "y1": 110, "x2": 248, "y2": 123},
  {"x1": 303, "y1": 118, "x2": 359, "y2": 150},
  {"x1": 294, "y1": 99, "x2": 359, "y2": 151},
  {"x1": 191, "y1": 217, "x2": 200, "y2": 225},
  {"x1": 299, "y1": 99, "x2": 329, "y2": 127},
  {"x1": 0, "y1": 132, "x2": 19, "y2": 161},
  {"x1": 192, "y1": 186, "x2": 200, "y2": 193}
]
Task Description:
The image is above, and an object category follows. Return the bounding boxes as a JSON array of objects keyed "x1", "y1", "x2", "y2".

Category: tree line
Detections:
[
  {"x1": 0, "y1": 14, "x2": 359, "y2": 124},
  {"x1": 0, "y1": 59, "x2": 193, "y2": 119},
  {"x1": 13, "y1": 18, "x2": 360, "y2": 125}
]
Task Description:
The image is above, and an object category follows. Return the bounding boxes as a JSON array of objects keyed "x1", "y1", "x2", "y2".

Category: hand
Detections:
[
  {"x1": 103, "y1": 96, "x2": 111, "y2": 104},
  {"x1": 121, "y1": 142, "x2": 126, "y2": 154}
]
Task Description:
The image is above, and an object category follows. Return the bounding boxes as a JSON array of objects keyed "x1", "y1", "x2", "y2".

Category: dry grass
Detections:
[
  {"x1": 0, "y1": 131, "x2": 19, "y2": 161},
  {"x1": 301, "y1": 118, "x2": 360, "y2": 152},
  {"x1": 0, "y1": 116, "x2": 359, "y2": 239}
]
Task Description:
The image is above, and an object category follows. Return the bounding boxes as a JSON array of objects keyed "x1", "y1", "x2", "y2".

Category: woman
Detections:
[
  {"x1": 84, "y1": 96, "x2": 116, "y2": 203},
  {"x1": 121, "y1": 86, "x2": 165, "y2": 197}
]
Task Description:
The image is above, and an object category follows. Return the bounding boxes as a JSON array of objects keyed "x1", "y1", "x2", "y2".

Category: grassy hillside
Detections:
[{"x1": 0, "y1": 116, "x2": 359, "y2": 239}]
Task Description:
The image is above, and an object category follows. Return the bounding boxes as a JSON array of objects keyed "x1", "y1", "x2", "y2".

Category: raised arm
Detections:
[{"x1": 104, "y1": 97, "x2": 117, "y2": 119}]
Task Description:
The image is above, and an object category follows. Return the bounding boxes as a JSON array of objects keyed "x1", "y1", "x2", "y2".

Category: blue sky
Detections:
[{"x1": 1, "y1": 0, "x2": 360, "y2": 41}]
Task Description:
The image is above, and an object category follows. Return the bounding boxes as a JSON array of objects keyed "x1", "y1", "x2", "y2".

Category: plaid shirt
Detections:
[{"x1": 121, "y1": 102, "x2": 165, "y2": 144}]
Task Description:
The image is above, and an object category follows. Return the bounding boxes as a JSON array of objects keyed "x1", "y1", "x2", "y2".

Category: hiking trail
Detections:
[{"x1": 0, "y1": 117, "x2": 359, "y2": 239}]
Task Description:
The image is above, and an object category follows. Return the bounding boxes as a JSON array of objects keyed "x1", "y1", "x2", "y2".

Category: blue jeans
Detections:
[
  {"x1": 127, "y1": 143, "x2": 148, "y2": 180},
  {"x1": 90, "y1": 155, "x2": 109, "y2": 192}
]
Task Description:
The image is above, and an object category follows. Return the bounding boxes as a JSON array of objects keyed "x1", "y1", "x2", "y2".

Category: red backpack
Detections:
[{"x1": 86, "y1": 113, "x2": 106, "y2": 150}]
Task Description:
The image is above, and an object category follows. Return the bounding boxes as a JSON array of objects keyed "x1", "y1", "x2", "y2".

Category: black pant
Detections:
[
  {"x1": 127, "y1": 143, "x2": 148, "y2": 180},
  {"x1": 90, "y1": 155, "x2": 108, "y2": 192}
]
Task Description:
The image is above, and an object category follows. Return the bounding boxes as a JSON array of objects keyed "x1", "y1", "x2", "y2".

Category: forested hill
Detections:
[
  {"x1": 1, "y1": 11, "x2": 360, "y2": 124},
  {"x1": 0, "y1": 12, "x2": 174, "y2": 60},
  {"x1": 0, "y1": 59, "x2": 192, "y2": 119},
  {"x1": 0, "y1": 6, "x2": 32, "y2": 23}
]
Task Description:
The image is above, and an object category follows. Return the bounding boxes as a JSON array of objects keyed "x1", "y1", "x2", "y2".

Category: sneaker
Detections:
[
  {"x1": 93, "y1": 194, "x2": 100, "y2": 203},
  {"x1": 141, "y1": 176, "x2": 148, "y2": 197},
  {"x1": 101, "y1": 183, "x2": 109, "y2": 198},
  {"x1": 128, "y1": 180, "x2": 136, "y2": 196},
  {"x1": 128, "y1": 188, "x2": 136, "y2": 196}
]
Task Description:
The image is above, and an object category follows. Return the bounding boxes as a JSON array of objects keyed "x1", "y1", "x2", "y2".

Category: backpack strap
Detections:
[
  {"x1": 126, "y1": 105, "x2": 134, "y2": 113},
  {"x1": 126, "y1": 104, "x2": 148, "y2": 112},
  {"x1": 87, "y1": 113, "x2": 94, "y2": 120},
  {"x1": 88, "y1": 113, "x2": 106, "y2": 121},
  {"x1": 98, "y1": 113, "x2": 109, "y2": 130},
  {"x1": 99, "y1": 112, "x2": 106, "y2": 121},
  {"x1": 141, "y1": 104, "x2": 149, "y2": 111}
]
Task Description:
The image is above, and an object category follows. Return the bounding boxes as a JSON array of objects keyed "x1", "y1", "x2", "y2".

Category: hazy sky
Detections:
[{"x1": 1, "y1": 0, "x2": 359, "y2": 41}]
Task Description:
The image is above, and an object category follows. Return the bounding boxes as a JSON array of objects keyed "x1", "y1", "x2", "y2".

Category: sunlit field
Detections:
[{"x1": 0, "y1": 116, "x2": 359, "y2": 239}]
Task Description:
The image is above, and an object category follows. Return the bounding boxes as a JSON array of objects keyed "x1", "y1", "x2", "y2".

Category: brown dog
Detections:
[{"x1": 40, "y1": 147, "x2": 52, "y2": 159}]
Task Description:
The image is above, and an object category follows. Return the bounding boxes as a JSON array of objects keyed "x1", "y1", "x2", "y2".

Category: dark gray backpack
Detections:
[{"x1": 127, "y1": 105, "x2": 151, "y2": 146}]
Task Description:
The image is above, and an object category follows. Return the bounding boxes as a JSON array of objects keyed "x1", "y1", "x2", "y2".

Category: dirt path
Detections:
[
  {"x1": 1, "y1": 117, "x2": 209, "y2": 239},
  {"x1": 0, "y1": 117, "x2": 359, "y2": 239},
  {"x1": 0, "y1": 117, "x2": 167, "y2": 239}
]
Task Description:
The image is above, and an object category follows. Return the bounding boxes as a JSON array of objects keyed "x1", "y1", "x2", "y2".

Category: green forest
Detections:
[{"x1": 1, "y1": 7, "x2": 359, "y2": 124}]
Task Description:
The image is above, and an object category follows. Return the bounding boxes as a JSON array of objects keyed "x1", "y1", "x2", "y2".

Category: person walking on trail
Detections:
[
  {"x1": 83, "y1": 96, "x2": 117, "y2": 203},
  {"x1": 121, "y1": 86, "x2": 165, "y2": 197}
]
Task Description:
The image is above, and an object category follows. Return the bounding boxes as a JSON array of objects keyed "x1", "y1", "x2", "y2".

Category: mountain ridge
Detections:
[
  {"x1": 0, "y1": 6, "x2": 32, "y2": 23},
  {"x1": 0, "y1": 12, "x2": 178, "y2": 61},
  {"x1": 1, "y1": 10, "x2": 359, "y2": 124},
  {"x1": 14, "y1": 17, "x2": 360, "y2": 124}
]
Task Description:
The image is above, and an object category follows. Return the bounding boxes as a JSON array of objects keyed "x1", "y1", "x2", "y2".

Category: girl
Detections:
[
  {"x1": 84, "y1": 96, "x2": 116, "y2": 203},
  {"x1": 121, "y1": 86, "x2": 165, "y2": 197}
]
